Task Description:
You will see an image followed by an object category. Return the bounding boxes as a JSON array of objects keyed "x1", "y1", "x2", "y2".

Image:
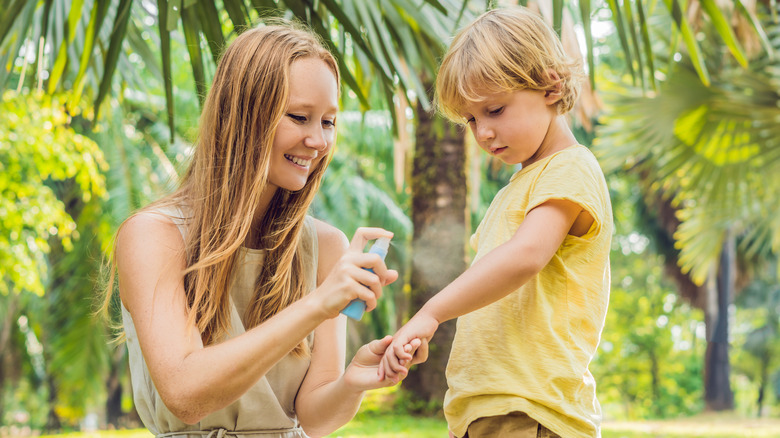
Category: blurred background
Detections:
[{"x1": 1, "y1": 0, "x2": 780, "y2": 436}]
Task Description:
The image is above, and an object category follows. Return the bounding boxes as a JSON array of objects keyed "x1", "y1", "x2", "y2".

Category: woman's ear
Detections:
[{"x1": 544, "y1": 70, "x2": 563, "y2": 105}]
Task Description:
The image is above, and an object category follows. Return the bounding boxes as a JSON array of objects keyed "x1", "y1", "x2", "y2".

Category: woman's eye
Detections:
[
  {"x1": 287, "y1": 114, "x2": 307, "y2": 122},
  {"x1": 322, "y1": 119, "x2": 336, "y2": 128}
]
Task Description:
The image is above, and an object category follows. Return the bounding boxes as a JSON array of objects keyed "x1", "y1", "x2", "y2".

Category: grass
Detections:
[
  {"x1": 35, "y1": 413, "x2": 780, "y2": 438},
  {"x1": 33, "y1": 397, "x2": 780, "y2": 438},
  {"x1": 601, "y1": 412, "x2": 780, "y2": 438},
  {"x1": 331, "y1": 412, "x2": 447, "y2": 437}
]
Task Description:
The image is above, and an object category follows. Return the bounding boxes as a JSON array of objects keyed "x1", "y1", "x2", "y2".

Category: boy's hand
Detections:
[
  {"x1": 378, "y1": 313, "x2": 438, "y2": 382},
  {"x1": 344, "y1": 336, "x2": 406, "y2": 390}
]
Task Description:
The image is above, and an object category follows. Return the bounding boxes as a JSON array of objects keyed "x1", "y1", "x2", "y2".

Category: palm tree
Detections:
[{"x1": 594, "y1": 3, "x2": 780, "y2": 410}]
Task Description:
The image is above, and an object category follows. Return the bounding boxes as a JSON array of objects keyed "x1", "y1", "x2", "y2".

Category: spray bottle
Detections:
[{"x1": 340, "y1": 237, "x2": 391, "y2": 320}]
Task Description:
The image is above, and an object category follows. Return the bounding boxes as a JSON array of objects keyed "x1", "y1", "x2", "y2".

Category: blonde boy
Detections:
[{"x1": 380, "y1": 6, "x2": 612, "y2": 438}]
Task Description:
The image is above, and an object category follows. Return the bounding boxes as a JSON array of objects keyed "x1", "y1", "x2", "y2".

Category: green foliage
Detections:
[
  {"x1": 594, "y1": 6, "x2": 780, "y2": 285},
  {"x1": 312, "y1": 109, "x2": 412, "y2": 344},
  {"x1": 591, "y1": 175, "x2": 705, "y2": 419},
  {"x1": 0, "y1": 92, "x2": 107, "y2": 296},
  {"x1": 0, "y1": 0, "x2": 464, "y2": 140},
  {"x1": 731, "y1": 260, "x2": 780, "y2": 417}
]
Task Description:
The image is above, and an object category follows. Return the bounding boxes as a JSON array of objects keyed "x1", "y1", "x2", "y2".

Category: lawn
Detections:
[{"x1": 36, "y1": 413, "x2": 780, "y2": 438}]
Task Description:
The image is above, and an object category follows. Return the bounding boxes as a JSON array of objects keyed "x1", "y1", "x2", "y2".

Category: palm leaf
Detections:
[
  {"x1": 94, "y1": 0, "x2": 133, "y2": 118},
  {"x1": 606, "y1": 0, "x2": 637, "y2": 83},
  {"x1": 70, "y1": 0, "x2": 110, "y2": 107},
  {"x1": 662, "y1": 0, "x2": 710, "y2": 86},
  {"x1": 47, "y1": 0, "x2": 85, "y2": 93},
  {"x1": 0, "y1": 0, "x2": 36, "y2": 95},
  {"x1": 735, "y1": 0, "x2": 775, "y2": 60},
  {"x1": 222, "y1": 0, "x2": 249, "y2": 31},
  {"x1": 0, "y1": 0, "x2": 28, "y2": 48},
  {"x1": 157, "y1": 0, "x2": 175, "y2": 141},
  {"x1": 193, "y1": 0, "x2": 224, "y2": 64},
  {"x1": 596, "y1": 63, "x2": 780, "y2": 283},
  {"x1": 181, "y1": 3, "x2": 206, "y2": 107},
  {"x1": 700, "y1": 0, "x2": 747, "y2": 68},
  {"x1": 635, "y1": 0, "x2": 656, "y2": 90}
]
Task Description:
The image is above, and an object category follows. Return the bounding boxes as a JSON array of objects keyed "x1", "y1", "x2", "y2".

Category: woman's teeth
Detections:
[{"x1": 285, "y1": 155, "x2": 311, "y2": 167}]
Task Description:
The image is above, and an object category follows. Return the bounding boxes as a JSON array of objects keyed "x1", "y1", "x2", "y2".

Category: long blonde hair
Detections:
[
  {"x1": 102, "y1": 23, "x2": 339, "y2": 357},
  {"x1": 436, "y1": 6, "x2": 583, "y2": 122}
]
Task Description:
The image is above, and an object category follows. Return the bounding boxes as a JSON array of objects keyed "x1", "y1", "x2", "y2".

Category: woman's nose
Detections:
[{"x1": 304, "y1": 127, "x2": 329, "y2": 151}]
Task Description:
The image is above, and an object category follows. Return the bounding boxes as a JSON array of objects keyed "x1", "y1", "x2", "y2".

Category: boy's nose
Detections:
[{"x1": 475, "y1": 122, "x2": 495, "y2": 142}]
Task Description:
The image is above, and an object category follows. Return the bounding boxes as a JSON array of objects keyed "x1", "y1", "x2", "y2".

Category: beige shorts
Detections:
[{"x1": 461, "y1": 411, "x2": 561, "y2": 438}]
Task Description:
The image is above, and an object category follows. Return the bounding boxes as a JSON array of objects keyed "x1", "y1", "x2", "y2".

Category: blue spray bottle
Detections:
[{"x1": 340, "y1": 237, "x2": 391, "y2": 320}]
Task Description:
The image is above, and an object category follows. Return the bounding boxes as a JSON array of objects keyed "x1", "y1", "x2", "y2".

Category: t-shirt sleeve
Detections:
[{"x1": 526, "y1": 152, "x2": 607, "y2": 239}]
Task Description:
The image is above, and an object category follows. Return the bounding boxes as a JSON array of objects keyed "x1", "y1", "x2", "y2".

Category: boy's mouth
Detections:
[{"x1": 492, "y1": 147, "x2": 507, "y2": 155}]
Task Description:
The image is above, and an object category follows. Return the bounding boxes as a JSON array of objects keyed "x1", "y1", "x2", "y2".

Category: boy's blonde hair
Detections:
[{"x1": 436, "y1": 6, "x2": 582, "y2": 121}]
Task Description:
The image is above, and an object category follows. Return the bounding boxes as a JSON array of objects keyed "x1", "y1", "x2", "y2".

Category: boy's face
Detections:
[{"x1": 460, "y1": 87, "x2": 560, "y2": 167}]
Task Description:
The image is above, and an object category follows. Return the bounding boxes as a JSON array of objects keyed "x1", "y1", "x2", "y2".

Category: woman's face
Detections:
[{"x1": 267, "y1": 56, "x2": 339, "y2": 193}]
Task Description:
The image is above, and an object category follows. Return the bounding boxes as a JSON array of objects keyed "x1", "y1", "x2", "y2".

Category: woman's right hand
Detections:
[{"x1": 309, "y1": 227, "x2": 398, "y2": 319}]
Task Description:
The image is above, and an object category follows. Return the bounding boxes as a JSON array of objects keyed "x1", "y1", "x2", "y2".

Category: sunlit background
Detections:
[{"x1": 2, "y1": 0, "x2": 780, "y2": 437}]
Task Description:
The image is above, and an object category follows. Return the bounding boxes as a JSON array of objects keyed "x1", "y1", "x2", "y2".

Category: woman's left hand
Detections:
[{"x1": 343, "y1": 336, "x2": 420, "y2": 391}]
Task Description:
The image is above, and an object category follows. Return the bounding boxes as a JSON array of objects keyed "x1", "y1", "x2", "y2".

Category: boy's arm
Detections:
[{"x1": 380, "y1": 198, "x2": 590, "y2": 380}]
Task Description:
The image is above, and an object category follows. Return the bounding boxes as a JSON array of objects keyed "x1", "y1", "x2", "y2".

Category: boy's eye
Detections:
[
  {"x1": 489, "y1": 107, "x2": 504, "y2": 115},
  {"x1": 287, "y1": 114, "x2": 307, "y2": 122},
  {"x1": 465, "y1": 116, "x2": 475, "y2": 124}
]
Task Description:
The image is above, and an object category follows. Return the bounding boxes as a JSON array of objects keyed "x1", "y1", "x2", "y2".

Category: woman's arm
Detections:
[
  {"x1": 295, "y1": 220, "x2": 406, "y2": 437},
  {"x1": 117, "y1": 213, "x2": 394, "y2": 424}
]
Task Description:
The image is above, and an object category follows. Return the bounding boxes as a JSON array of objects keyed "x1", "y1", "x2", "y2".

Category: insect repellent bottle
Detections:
[{"x1": 340, "y1": 237, "x2": 391, "y2": 320}]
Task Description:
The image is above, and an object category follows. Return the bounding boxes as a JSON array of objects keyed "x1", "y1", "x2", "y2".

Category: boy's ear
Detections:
[{"x1": 543, "y1": 70, "x2": 563, "y2": 105}]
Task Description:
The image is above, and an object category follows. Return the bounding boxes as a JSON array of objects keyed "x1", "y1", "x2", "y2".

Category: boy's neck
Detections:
[{"x1": 522, "y1": 115, "x2": 578, "y2": 168}]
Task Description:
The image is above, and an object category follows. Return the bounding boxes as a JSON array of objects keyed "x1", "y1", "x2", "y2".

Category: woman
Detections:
[{"x1": 103, "y1": 22, "x2": 420, "y2": 438}]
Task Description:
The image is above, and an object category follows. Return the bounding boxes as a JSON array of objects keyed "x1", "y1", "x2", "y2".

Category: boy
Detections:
[{"x1": 380, "y1": 7, "x2": 612, "y2": 438}]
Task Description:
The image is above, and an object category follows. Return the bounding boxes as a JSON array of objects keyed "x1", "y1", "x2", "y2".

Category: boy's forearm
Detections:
[{"x1": 420, "y1": 240, "x2": 541, "y2": 324}]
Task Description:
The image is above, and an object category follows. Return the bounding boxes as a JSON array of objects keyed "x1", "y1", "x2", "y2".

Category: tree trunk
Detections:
[
  {"x1": 0, "y1": 292, "x2": 19, "y2": 425},
  {"x1": 639, "y1": 187, "x2": 737, "y2": 411},
  {"x1": 649, "y1": 349, "x2": 660, "y2": 417},
  {"x1": 757, "y1": 351, "x2": 768, "y2": 417},
  {"x1": 106, "y1": 347, "x2": 126, "y2": 428},
  {"x1": 45, "y1": 376, "x2": 62, "y2": 432},
  {"x1": 403, "y1": 85, "x2": 468, "y2": 408},
  {"x1": 704, "y1": 230, "x2": 735, "y2": 411}
]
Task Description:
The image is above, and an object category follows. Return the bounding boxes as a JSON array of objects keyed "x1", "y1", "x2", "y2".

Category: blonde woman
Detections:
[{"x1": 103, "y1": 23, "x2": 420, "y2": 438}]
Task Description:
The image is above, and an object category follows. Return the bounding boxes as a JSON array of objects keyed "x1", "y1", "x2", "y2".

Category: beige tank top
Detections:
[{"x1": 121, "y1": 207, "x2": 318, "y2": 438}]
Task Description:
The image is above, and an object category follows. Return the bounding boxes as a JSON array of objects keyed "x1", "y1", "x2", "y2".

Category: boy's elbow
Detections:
[{"x1": 506, "y1": 257, "x2": 546, "y2": 284}]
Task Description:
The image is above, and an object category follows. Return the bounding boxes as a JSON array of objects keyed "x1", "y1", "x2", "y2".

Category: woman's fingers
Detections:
[
  {"x1": 317, "y1": 228, "x2": 396, "y2": 317},
  {"x1": 349, "y1": 227, "x2": 393, "y2": 252},
  {"x1": 368, "y1": 335, "x2": 394, "y2": 356}
]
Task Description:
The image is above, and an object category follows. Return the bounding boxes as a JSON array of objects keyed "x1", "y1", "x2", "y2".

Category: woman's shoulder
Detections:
[
  {"x1": 310, "y1": 218, "x2": 348, "y2": 281},
  {"x1": 116, "y1": 211, "x2": 186, "y2": 262},
  {"x1": 310, "y1": 218, "x2": 349, "y2": 249}
]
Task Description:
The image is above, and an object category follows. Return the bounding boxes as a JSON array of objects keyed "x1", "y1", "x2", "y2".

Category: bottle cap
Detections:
[{"x1": 372, "y1": 237, "x2": 391, "y2": 252}]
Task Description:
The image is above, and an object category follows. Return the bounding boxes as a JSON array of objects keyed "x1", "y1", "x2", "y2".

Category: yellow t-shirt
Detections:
[{"x1": 443, "y1": 145, "x2": 612, "y2": 438}]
